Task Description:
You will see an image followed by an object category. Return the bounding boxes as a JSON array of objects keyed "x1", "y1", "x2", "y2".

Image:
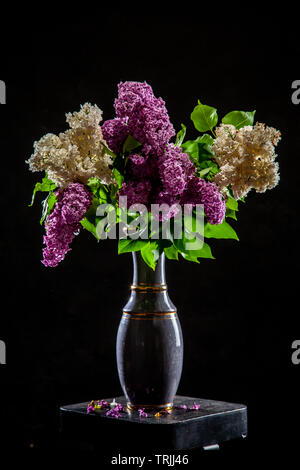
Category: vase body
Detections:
[{"x1": 116, "y1": 252, "x2": 183, "y2": 410}]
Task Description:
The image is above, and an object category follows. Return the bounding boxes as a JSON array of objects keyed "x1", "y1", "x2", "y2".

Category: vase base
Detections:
[{"x1": 127, "y1": 402, "x2": 173, "y2": 411}]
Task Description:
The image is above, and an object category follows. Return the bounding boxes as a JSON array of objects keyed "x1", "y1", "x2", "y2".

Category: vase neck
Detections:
[{"x1": 132, "y1": 252, "x2": 166, "y2": 286}]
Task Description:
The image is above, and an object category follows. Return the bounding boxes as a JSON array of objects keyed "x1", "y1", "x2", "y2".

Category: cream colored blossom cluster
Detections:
[
  {"x1": 212, "y1": 123, "x2": 281, "y2": 200},
  {"x1": 26, "y1": 103, "x2": 113, "y2": 188}
]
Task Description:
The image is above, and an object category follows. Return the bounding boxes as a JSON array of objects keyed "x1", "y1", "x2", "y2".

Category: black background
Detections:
[{"x1": 1, "y1": 13, "x2": 299, "y2": 464}]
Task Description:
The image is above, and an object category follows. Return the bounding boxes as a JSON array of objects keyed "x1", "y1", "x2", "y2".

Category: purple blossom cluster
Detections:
[
  {"x1": 158, "y1": 144, "x2": 195, "y2": 197},
  {"x1": 182, "y1": 177, "x2": 226, "y2": 225},
  {"x1": 102, "y1": 81, "x2": 175, "y2": 156},
  {"x1": 42, "y1": 183, "x2": 93, "y2": 267},
  {"x1": 119, "y1": 180, "x2": 151, "y2": 208},
  {"x1": 102, "y1": 81, "x2": 225, "y2": 225}
]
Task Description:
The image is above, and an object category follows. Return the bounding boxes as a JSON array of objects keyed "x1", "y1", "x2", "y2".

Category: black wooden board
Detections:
[{"x1": 59, "y1": 395, "x2": 247, "y2": 451}]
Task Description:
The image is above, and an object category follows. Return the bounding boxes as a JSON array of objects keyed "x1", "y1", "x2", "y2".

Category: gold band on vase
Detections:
[
  {"x1": 130, "y1": 283, "x2": 167, "y2": 292},
  {"x1": 122, "y1": 311, "x2": 177, "y2": 320},
  {"x1": 127, "y1": 402, "x2": 173, "y2": 411}
]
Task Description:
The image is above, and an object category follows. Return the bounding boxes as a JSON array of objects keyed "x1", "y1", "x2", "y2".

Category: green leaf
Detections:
[
  {"x1": 196, "y1": 134, "x2": 214, "y2": 146},
  {"x1": 40, "y1": 192, "x2": 57, "y2": 225},
  {"x1": 180, "y1": 252, "x2": 200, "y2": 263},
  {"x1": 113, "y1": 168, "x2": 124, "y2": 189},
  {"x1": 118, "y1": 238, "x2": 148, "y2": 254},
  {"x1": 204, "y1": 220, "x2": 239, "y2": 240},
  {"x1": 113, "y1": 152, "x2": 127, "y2": 175},
  {"x1": 86, "y1": 177, "x2": 101, "y2": 195},
  {"x1": 181, "y1": 135, "x2": 214, "y2": 156},
  {"x1": 173, "y1": 227, "x2": 209, "y2": 256},
  {"x1": 181, "y1": 139, "x2": 199, "y2": 156},
  {"x1": 99, "y1": 186, "x2": 108, "y2": 203},
  {"x1": 179, "y1": 241, "x2": 214, "y2": 262},
  {"x1": 199, "y1": 166, "x2": 213, "y2": 177},
  {"x1": 29, "y1": 175, "x2": 56, "y2": 206},
  {"x1": 81, "y1": 216, "x2": 100, "y2": 240},
  {"x1": 221, "y1": 110, "x2": 256, "y2": 129},
  {"x1": 188, "y1": 242, "x2": 214, "y2": 259},
  {"x1": 164, "y1": 245, "x2": 179, "y2": 260},
  {"x1": 191, "y1": 101, "x2": 218, "y2": 133},
  {"x1": 183, "y1": 212, "x2": 204, "y2": 235},
  {"x1": 109, "y1": 184, "x2": 119, "y2": 205},
  {"x1": 86, "y1": 177, "x2": 109, "y2": 204},
  {"x1": 122, "y1": 135, "x2": 142, "y2": 154},
  {"x1": 226, "y1": 197, "x2": 238, "y2": 211},
  {"x1": 80, "y1": 198, "x2": 100, "y2": 240},
  {"x1": 175, "y1": 124, "x2": 186, "y2": 147},
  {"x1": 225, "y1": 208, "x2": 237, "y2": 220},
  {"x1": 100, "y1": 141, "x2": 116, "y2": 159},
  {"x1": 182, "y1": 135, "x2": 219, "y2": 181},
  {"x1": 141, "y1": 241, "x2": 160, "y2": 270}
]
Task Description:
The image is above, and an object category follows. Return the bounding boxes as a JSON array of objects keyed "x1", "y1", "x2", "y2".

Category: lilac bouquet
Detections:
[{"x1": 27, "y1": 81, "x2": 281, "y2": 268}]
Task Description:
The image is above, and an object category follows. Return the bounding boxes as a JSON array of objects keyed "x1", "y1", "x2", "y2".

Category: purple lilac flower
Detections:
[
  {"x1": 158, "y1": 144, "x2": 195, "y2": 196},
  {"x1": 138, "y1": 408, "x2": 148, "y2": 418},
  {"x1": 101, "y1": 117, "x2": 129, "y2": 154},
  {"x1": 128, "y1": 154, "x2": 158, "y2": 180},
  {"x1": 119, "y1": 180, "x2": 151, "y2": 208},
  {"x1": 153, "y1": 190, "x2": 181, "y2": 221},
  {"x1": 107, "y1": 81, "x2": 175, "y2": 156},
  {"x1": 87, "y1": 405, "x2": 95, "y2": 414},
  {"x1": 182, "y1": 176, "x2": 226, "y2": 225},
  {"x1": 42, "y1": 183, "x2": 93, "y2": 267}
]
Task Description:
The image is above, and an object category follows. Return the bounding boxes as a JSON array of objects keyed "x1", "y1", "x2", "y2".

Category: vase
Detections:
[{"x1": 116, "y1": 252, "x2": 183, "y2": 410}]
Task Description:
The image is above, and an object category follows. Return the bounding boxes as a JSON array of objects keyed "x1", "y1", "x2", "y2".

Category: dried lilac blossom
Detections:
[
  {"x1": 177, "y1": 404, "x2": 188, "y2": 410},
  {"x1": 97, "y1": 400, "x2": 110, "y2": 409},
  {"x1": 189, "y1": 403, "x2": 201, "y2": 410},
  {"x1": 106, "y1": 408, "x2": 122, "y2": 418},
  {"x1": 106, "y1": 403, "x2": 125, "y2": 419},
  {"x1": 138, "y1": 408, "x2": 148, "y2": 418}
]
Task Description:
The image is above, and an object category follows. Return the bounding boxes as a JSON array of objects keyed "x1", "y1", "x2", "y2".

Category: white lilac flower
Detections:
[
  {"x1": 26, "y1": 103, "x2": 113, "y2": 188},
  {"x1": 212, "y1": 123, "x2": 281, "y2": 200}
]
